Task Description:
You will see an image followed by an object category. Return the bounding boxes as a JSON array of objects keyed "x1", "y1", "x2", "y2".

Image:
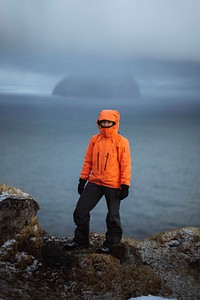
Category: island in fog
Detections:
[{"x1": 53, "y1": 73, "x2": 140, "y2": 100}]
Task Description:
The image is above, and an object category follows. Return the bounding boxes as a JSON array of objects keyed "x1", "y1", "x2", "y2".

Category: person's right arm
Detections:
[{"x1": 80, "y1": 136, "x2": 95, "y2": 180}]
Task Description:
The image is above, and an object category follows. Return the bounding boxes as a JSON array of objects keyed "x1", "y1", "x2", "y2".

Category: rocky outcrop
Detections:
[
  {"x1": 0, "y1": 184, "x2": 200, "y2": 300},
  {"x1": 0, "y1": 184, "x2": 41, "y2": 246}
]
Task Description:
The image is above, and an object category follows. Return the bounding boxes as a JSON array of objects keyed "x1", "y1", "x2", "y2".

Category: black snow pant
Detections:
[{"x1": 73, "y1": 182, "x2": 122, "y2": 247}]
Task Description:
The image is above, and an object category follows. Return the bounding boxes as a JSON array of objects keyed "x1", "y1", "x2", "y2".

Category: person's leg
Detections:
[
  {"x1": 103, "y1": 187, "x2": 122, "y2": 247},
  {"x1": 73, "y1": 182, "x2": 103, "y2": 245}
]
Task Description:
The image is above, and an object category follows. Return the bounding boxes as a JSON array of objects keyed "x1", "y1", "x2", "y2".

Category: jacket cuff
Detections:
[
  {"x1": 79, "y1": 178, "x2": 87, "y2": 184},
  {"x1": 121, "y1": 184, "x2": 129, "y2": 189}
]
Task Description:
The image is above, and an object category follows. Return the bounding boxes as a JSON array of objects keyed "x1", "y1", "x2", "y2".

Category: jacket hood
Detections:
[
  {"x1": 97, "y1": 110, "x2": 120, "y2": 138},
  {"x1": 97, "y1": 110, "x2": 120, "y2": 123}
]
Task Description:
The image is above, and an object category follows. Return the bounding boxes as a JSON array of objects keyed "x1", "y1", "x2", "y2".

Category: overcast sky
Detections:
[{"x1": 0, "y1": 0, "x2": 200, "y2": 94}]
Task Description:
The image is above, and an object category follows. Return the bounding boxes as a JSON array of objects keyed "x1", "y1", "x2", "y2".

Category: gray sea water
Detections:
[{"x1": 0, "y1": 93, "x2": 200, "y2": 240}]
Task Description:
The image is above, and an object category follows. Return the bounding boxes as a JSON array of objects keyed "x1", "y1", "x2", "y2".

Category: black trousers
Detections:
[{"x1": 73, "y1": 182, "x2": 122, "y2": 246}]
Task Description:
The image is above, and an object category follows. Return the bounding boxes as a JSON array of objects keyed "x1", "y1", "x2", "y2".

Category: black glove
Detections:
[
  {"x1": 78, "y1": 178, "x2": 87, "y2": 195},
  {"x1": 119, "y1": 184, "x2": 129, "y2": 200}
]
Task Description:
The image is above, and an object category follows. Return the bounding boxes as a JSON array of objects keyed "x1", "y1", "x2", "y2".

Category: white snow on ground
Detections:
[
  {"x1": 0, "y1": 192, "x2": 10, "y2": 201},
  {"x1": 0, "y1": 189, "x2": 31, "y2": 202},
  {"x1": 129, "y1": 296, "x2": 176, "y2": 300},
  {"x1": 0, "y1": 239, "x2": 16, "y2": 255},
  {"x1": 26, "y1": 259, "x2": 41, "y2": 276}
]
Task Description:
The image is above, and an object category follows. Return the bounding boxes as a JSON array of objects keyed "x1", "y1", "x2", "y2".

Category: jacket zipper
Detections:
[
  {"x1": 104, "y1": 153, "x2": 109, "y2": 170},
  {"x1": 97, "y1": 152, "x2": 99, "y2": 170}
]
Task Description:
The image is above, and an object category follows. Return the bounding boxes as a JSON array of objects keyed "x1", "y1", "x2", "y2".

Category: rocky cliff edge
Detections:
[{"x1": 0, "y1": 184, "x2": 200, "y2": 300}]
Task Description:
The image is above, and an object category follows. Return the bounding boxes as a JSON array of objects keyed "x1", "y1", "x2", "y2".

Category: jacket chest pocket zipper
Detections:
[
  {"x1": 97, "y1": 152, "x2": 99, "y2": 170},
  {"x1": 104, "y1": 153, "x2": 109, "y2": 170}
]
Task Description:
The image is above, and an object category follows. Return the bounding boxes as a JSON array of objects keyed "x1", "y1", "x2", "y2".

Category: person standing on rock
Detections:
[{"x1": 65, "y1": 109, "x2": 131, "y2": 254}]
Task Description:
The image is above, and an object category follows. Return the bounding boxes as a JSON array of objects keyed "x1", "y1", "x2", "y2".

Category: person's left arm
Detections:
[
  {"x1": 119, "y1": 137, "x2": 131, "y2": 187},
  {"x1": 118, "y1": 137, "x2": 131, "y2": 200}
]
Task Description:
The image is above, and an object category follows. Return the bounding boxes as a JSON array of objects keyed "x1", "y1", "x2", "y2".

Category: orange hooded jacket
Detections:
[{"x1": 80, "y1": 110, "x2": 131, "y2": 189}]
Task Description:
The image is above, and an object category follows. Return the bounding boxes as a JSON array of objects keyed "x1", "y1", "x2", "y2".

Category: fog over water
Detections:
[{"x1": 0, "y1": 1, "x2": 200, "y2": 95}]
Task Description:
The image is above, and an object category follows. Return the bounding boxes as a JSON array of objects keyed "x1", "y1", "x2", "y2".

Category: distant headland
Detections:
[{"x1": 53, "y1": 73, "x2": 140, "y2": 100}]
